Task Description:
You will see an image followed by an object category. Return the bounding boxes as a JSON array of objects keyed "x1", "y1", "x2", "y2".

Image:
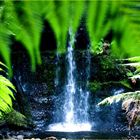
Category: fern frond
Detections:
[
  {"x1": 87, "y1": 1, "x2": 118, "y2": 53},
  {"x1": 0, "y1": 75, "x2": 16, "y2": 92},
  {"x1": 0, "y1": 89, "x2": 13, "y2": 109},
  {"x1": 125, "y1": 56, "x2": 140, "y2": 62},
  {"x1": 0, "y1": 98, "x2": 11, "y2": 113},
  {"x1": 0, "y1": 62, "x2": 16, "y2": 118},
  {"x1": 0, "y1": 28, "x2": 12, "y2": 76},
  {"x1": 0, "y1": 61, "x2": 7, "y2": 68},
  {"x1": 68, "y1": 1, "x2": 84, "y2": 38},
  {"x1": 98, "y1": 91, "x2": 140, "y2": 106},
  {"x1": 117, "y1": 1, "x2": 140, "y2": 58},
  {"x1": 86, "y1": 0, "x2": 99, "y2": 51},
  {"x1": 0, "y1": 1, "x2": 140, "y2": 74},
  {"x1": 20, "y1": 1, "x2": 43, "y2": 65}
]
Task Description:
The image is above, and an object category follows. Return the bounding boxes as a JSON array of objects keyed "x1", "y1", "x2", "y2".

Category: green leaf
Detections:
[
  {"x1": 0, "y1": 75, "x2": 16, "y2": 92},
  {"x1": 0, "y1": 89, "x2": 13, "y2": 107},
  {"x1": 0, "y1": 62, "x2": 8, "y2": 68},
  {"x1": 0, "y1": 63, "x2": 16, "y2": 118},
  {"x1": 0, "y1": 98, "x2": 11, "y2": 113},
  {"x1": 127, "y1": 56, "x2": 140, "y2": 62}
]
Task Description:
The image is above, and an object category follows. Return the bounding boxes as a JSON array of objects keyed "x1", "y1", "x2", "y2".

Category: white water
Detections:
[
  {"x1": 48, "y1": 122, "x2": 91, "y2": 132},
  {"x1": 49, "y1": 28, "x2": 91, "y2": 131},
  {"x1": 64, "y1": 42, "x2": 76, "y2": 123}
]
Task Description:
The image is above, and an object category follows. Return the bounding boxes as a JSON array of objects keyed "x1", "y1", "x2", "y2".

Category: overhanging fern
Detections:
[{"x1": 0, "y1": 1, "x2": 140, "y2": 75}]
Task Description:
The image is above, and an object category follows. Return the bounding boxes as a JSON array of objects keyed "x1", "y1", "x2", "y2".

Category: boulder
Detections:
[{"x1": 122, "y1": 99, "x2": 140, "y2": 130}]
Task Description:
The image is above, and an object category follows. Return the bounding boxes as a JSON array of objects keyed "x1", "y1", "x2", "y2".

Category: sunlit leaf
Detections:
[{"x1": 0, "y1": 75, "x2": 16, "y2": 92}]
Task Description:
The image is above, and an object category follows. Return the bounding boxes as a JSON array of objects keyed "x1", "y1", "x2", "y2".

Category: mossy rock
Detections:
[
  {"x1": 88, "y1": 81, "x2": 102, "y2": 93},
  {"x1": 122, "y1": 99, "x2": 140, "y2": 129},
  {"x1": 88, "y1": 80, "x2": 132, "y2": 94},
  {"x1": 4, "y1": 109, "x2": 29, "y2": 128}
]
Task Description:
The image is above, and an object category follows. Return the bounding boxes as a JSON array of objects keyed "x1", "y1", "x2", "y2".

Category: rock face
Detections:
[
  {"x1": 10, "y1": 51, "x2": 130, "y2": 131},
  {"x1": 1, "y1": 41, "x2": 139, "y2": 138},
  {"x1": 122, "y1": 99, "x2": 140, "y2": 130},
  {"x1": 11, "y1": 51, "x2": 58, "y2": 131}
]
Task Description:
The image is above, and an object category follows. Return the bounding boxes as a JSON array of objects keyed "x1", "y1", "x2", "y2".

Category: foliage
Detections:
[
  {"x1": 45, "y1": 1, "x2": 84, "y2": 53},
  {"x1": 98, "y1": 91, "x2": 140, "y2": 106},
  {"x1": 0, "y1": 1, "x2": 140, "y2": 75},
  {"x1": 119, "y1": 56, "x2": 140, "y2": 79},
  {"x1": 86, "y1": 1, "x2": 117, "y2": 52},
  {"x1": 120, "y1": 80, "x2": 132, "y2": 89},
  {"x1": 88, "y1": 81, "x2": 101, "y2": 92},
  {"x1": 88, "y1": 80, "x2": 132, "y2": 93},
  {"x1": 127, "y1": 56, "x2": 140, "y2": 62},
  {"x1": 0, "y1": 61, "x2": 16, "y2": 119}
]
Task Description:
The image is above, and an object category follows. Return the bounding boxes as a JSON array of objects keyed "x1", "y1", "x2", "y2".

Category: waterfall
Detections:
[
  {"x1": 64, "y1": 37, "x2": 76, "y2": 123},
  {"x1": 54, "y1": 53, "x2": 59, "y2": 88},
  {"x1": 48, "y1": 28, "x2": 91, "y2": 132}
]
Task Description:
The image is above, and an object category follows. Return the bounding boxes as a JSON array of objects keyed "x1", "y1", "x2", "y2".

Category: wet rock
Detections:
[
  {"x1": 61, "y1": 138, "x2": 67, "y2": 140},
  {"x1": 45, "y1": 136, "x2": 57, "y2": 140},
  {"x1": 17, "y1": 135, "x2": 24, "y2": 140},
  {"x1": 122, "y1": 99, "x2": 140, "y2": 130},
  {"x1": 30, "y1": 138, "x2": 41, "y2": 140},
  {"x1": 5, "y1": 109, "x2": 29, "y2": 128}
]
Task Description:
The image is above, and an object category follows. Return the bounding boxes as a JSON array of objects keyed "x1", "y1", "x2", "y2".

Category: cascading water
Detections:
[
  {"x1": 54, "y1": 53, "x2": 60, "y2": 88},
  {"x1": 48, "y1": 28, "x2": 91, "y2": 132},
  {"x1": 64, "y1": 36, "x2": 76, "y2": 124}
]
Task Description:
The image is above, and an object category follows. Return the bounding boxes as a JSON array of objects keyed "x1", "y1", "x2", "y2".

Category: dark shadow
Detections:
[
  {"x1": 10, "y1": 37, "x2": 32, "y2": 121},
  {"x1": 10, "y1": 37, "x2": 30, "y2": 68},
  {"x1": 104, "y1": 29, "x2": 113, "y2": 43},
  {"x1": 75, "y1": 24, "x2": 90, "y2": 50},
  {"x1": 40, "y1": 20, "x2": 57, "y2": 52}
]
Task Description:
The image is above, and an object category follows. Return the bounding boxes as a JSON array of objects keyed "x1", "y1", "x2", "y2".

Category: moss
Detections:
[
  {"x1": 0, "y1": 118, "x2": 6, "y2": 126},
  {"x1": 100, "y1": 56, "x2": 116, "y2": 70},
  {"x1": 88, "y1": 80, "x2": 132, "y2": 93},
  {"x1": 88, "y1": 81, "x2": 101, "y2": 92},
  {"x1": 90, "y1": 54, "x2": 127, "y2": 82},
  {"x1": 4, "y1": 109, "x2": 28, "y2": 127}
]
